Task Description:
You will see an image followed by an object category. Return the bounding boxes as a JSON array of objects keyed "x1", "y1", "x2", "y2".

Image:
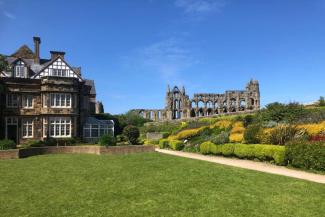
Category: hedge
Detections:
[
  {"x1": 159, "y1": 139, "x2": 169, "y2": 149},
  {"x1": 0, "y1": 139, "x2": 16, "y2": 150},
  {"x1": 199, "y1": 142, "x2": 286, "y2": 165},
  {"x1": 286, "y1": 141, "x2": 325, "y2": 171},
  {"x1": 169, "y1": 140, "x2": 184, "y2": 150}
]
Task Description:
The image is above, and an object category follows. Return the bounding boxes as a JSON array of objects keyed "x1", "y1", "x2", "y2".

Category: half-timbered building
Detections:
[{"x1": 0, "y1": 37, "x2": 113, "y2": 143}]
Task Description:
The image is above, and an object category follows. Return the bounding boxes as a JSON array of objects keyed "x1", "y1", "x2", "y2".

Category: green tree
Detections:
[
  {"x1": 123, "y1": 125, "x2": 140, "y2": 145},
  {"x1": 319, "y1": 96, "x2": 325, "y2": 106},
  {"x1": 0, "y1": 54, "x2": 9, "y2": 73}
]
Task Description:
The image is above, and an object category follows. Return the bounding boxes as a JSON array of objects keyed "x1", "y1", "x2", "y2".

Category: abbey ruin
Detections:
[{"x1": 133, "y1": 80, "x2": 260, "y2": 121}]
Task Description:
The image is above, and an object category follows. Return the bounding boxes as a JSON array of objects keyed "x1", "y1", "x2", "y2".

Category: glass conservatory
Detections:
[{"x1": 83, "y1": 117, "x2": 114, "y2": 142}]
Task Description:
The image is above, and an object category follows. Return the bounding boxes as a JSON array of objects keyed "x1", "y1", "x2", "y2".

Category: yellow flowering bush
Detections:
[
  {"x1": 297, "y1": 121, "x2": 325, "y2": 136},
  {"x1": 257, "y1": 128, "x2": 273, "y2": 144},
  {"x1": 199, "y1": 117, "x2": 218, "y2": 124},
  {"x1": 231, "y1": 121, "x2": 245, "y2": 134},
  {"x1": 169, "y1": 126, "x2": 207, "y2": 140},
  {"x1": 229, "y1": 133, "x2": 244, "y2": 143},
  {"x1": 210, "y1": 120, "x2": 232, "y2": 130}
]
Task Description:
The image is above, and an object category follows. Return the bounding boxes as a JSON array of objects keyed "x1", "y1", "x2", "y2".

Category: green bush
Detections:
[
  {"x1": 211, "y1": 131, "x2": 229, "y2": 144},
  {"x1": 0, "y1": 139, "x2": 16, "y2": 150},
  {"x1": 24, "y1": 140, "x2": 44, "y2": 148},
  {"x1": 59, "y1": 138, "x2": 77, "y2": 146},
  {"x1": 116, "y1": 134, "x2": 127, "y2": 142},
  {"x1": 243, "y1": 115, "x2": 255, "y2": 127},
  {"x1": 161, "y1": 132, "x2": 170, "y2": 138},
  {"x1": 244, "y1": 124, "x2": 262, "y2": 144},
  {"x1": 169, "y1": 140, "x2": 184, "y2": 150},
  {"x1": 44, "y1": 137, "x2": 57, "y2": 146},
  {"x1": 158, "y1": 139, "x2": 169, "y2": 149},
  {"x1": 183, "y1": 143, "x2": 200, "y2": 153},
  {"x1": 199, "y1": 142, "x2": 286, "y2": 165},
  {"x1": 123, "y1": 125, "x2": 140, "y2": 145},
  {"x1": 199, "y1": 141, "x2": 217, "y2": 155},
  {"x1": 220, "y1": 144, "x2": 235, "y2": 156},
  {"x1": 286, "y1": 141, "x2": 325, "y2": 171},
  {"x1": 98, "y1": 134, "x2": 116, "y2": 146}
]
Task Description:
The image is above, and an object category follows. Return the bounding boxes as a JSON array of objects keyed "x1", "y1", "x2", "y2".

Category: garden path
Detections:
[{"x1": 156, "y1": 149, "x2": 325, "y2": 184}]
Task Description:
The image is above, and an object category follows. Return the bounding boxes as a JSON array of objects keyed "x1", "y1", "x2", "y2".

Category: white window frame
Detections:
[
  {"x1": 50, "y1": 93, "x2": 72, "y2": 108},
  {"x1": 22, "y1": 119, "x2": 33, "y2": 138},
  {"x1": 6, "y1": 93, "x2": 19, "y2": 108},
  {"x1": 22, "y1": 95, "x2": 33, "y2": 109},
  {"x1": 49, "y1": 117, "x2": 71, "y2": 138},
  {"x1": 14, "y1": 61, "x2": 26, "y2": 78},
  {"x1": 83, "y1": 124, "x2": 112, "y2": 138}
]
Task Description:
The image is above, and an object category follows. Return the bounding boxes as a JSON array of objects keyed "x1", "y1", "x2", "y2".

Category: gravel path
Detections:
[{"x1": 156, "y1": 149, "x2": 325, "y2": 184}]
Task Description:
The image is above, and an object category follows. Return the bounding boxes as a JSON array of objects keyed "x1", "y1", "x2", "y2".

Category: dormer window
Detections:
[{"x1": 14, "y1": 61, "x2": 26, "y2": 78}]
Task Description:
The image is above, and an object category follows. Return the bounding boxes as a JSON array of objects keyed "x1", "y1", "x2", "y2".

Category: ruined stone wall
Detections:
[{"x1": 134, "y1": 80, "x2": 260, "y2": 121}]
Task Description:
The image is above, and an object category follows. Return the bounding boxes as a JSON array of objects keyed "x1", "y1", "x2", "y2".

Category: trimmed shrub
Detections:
[
  {"x1": 286, "y1": 141, "x2": 325, "y2": 171},
  {"x1": 0, "y1": 139, "x2": 16, "y2": 150},
  {"x1": 98, "y1": 134, "x2": 116, "y2": 146},
  {"x1": 23, "y1": 140, "x2": 44, "y2": 148},
  {"x1": 211, "y1": 131, "x2": 229, "y2": 144},
  {"x1": 169, "y1": 140, "x2": 184, "y2": 150},
  {"x1": 123, "y1": 125, "x2": 140, "y2": 145},
  {"x1": 199, "y1": 143, "x2": 286, "y2": 165},
  {"x1": 199, "y1": 141, "x2": 217, "y2": 155},
  {"x1": 158, "y1": 139, "x2": 169, "y2": 149},
  {"x1": 220, "y1": 144, "x2": 235, "y2": 156}
]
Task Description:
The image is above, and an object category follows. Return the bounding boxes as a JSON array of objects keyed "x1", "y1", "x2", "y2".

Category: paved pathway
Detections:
[{"x1": 156, "y1": 149, "x2": 325, "y2": 184}]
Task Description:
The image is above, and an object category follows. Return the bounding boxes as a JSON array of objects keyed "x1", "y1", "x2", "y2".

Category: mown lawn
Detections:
[{"x1": 0, "y1": 153, "x2": 324, "y2": 217}]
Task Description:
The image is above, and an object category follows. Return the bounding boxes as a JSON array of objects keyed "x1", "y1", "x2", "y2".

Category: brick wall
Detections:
[
  {"x1": 0, "y1": 149, "x2": 19, "y2": 159},
  {"x1": 0, "y1": 145, "x2": 155, "y2": 159}
]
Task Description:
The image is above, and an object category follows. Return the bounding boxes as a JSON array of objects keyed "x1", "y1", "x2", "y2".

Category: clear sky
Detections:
[{"x1": 0, "y1": 0, "x2": 324, "y2": 114}]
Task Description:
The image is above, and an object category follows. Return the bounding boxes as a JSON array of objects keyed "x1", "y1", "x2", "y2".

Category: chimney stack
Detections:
[
  {"x1": 33, "y1": 36, "x2": 41, "y2": 64},
  {"x1": 50, "y1": 51, "x2": 65, "y2": 60}
]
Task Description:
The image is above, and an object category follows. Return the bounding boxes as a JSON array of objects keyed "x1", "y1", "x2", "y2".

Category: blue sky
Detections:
[{"x1": 0, "y1": 0, "x2": 324, "y2": 114}]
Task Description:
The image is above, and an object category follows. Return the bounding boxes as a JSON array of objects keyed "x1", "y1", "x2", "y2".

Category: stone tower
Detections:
[
  {"x1": 165, "y1": 85, "x2": 190, "y2": 120},
  {"x1": 245, "y1": 79, "x2": 260, "y2": 110}
]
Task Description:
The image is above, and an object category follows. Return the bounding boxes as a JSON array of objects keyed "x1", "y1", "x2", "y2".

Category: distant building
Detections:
[
  {"x1": 0, "y1": 37, "x2": 113, "y2": 143},
  {"x1": 133, "y1": 80, "x2": 260, "y2": 121}
]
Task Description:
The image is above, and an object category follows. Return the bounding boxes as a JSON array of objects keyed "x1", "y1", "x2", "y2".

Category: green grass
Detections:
[{"x1": 0, "y1": 153, "x2": 324, "y2": 217}]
